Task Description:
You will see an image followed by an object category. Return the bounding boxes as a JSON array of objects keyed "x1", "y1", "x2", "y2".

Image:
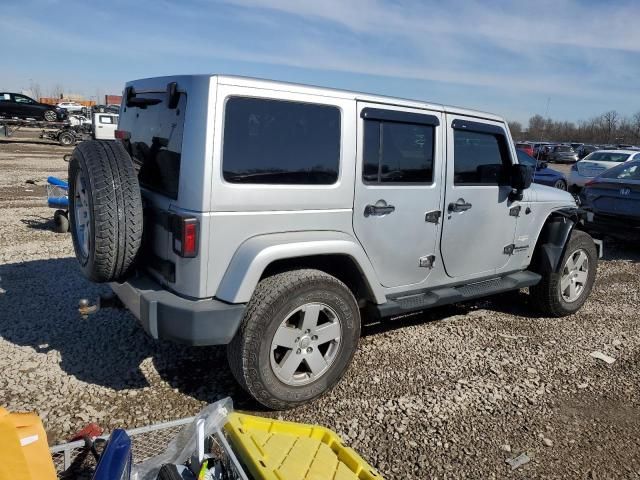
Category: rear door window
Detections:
[
  {"x1": 362, "y1": 120, "x2": 434, "y2": 184},
  {"x1": 223, "y1": 97, "x2": 341, "y2": 184}
]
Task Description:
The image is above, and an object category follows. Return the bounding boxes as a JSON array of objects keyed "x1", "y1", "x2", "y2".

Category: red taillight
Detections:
[
  {"x1": 115, "y1": 129, "x2": 130, "y2": 140},
  {"x1": 183, "y1": 222, "x2": 197, "y2": 257},
  {"x1": 172, "y1": 217, "x2": 198, "y2": 258}
]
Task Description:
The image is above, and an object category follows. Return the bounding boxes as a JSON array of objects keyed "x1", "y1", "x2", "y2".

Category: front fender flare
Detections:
[
  {"x1": 533, "y1": 208, "x2": 581, "y2": 273},
  {"x1": 215, "y1": 231, "x2": 386, "y2": 304}
]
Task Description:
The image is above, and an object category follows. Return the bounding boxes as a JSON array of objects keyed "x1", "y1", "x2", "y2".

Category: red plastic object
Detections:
[{"x1": 67, "y1": 423, "x2": 103, "y2": 442}]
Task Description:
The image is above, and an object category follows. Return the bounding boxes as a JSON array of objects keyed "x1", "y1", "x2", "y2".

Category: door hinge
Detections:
[
  {"x1": 419, "y1": 254, "x2": 436, "y2": 268},
  {"x1": 509, "y1": 206, "x2": 522, "y2": 217},
  {"x1": 425, "y1": 210, "x2": 441, "y2": 224},
  {"x1": 503, "y1": 244, "x2": 515, "y2": 255}
]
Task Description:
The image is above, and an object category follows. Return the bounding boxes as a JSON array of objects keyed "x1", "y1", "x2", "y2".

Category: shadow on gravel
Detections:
[
  {"x1": 361, "y1": 290, "x2": 547, "y2": 337},
  {"x1": 0, "y1": 258, "x2": 255, "y2": 407},
  {"x1": 20, "y1": 214, "x2": 57, "y2": 231}
]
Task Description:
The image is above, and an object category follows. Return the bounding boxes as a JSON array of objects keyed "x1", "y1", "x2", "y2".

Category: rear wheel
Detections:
[
  {"x1": 58, "y1": 131, "x2": 74, "y2": 146},
  {"x1": 530, "y1": 230, "x2": 597, "y2": 316},
  {"x1": 553, "y1": 179, "x2": 567, "y2": 190},
  {"x1": 43, "y1": 110, "x2": 57, "y2": 122},
  {"x1": 227, "y1": 269, "x2": 360, "y2": 409}
]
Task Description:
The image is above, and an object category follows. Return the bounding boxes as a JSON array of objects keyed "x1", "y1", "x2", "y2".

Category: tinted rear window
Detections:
[
  {"x1": 223, "y1": 97, "x2": 340, "y2": 184},
  {"x1": 363, "y1": 119, "x2": 434, "y2": 183},
  {"x1": 122, "y1": 92, "x2": 186, "y2": 199}
]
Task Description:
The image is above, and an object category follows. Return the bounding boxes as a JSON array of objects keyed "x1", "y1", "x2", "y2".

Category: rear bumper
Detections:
[
  {"x1": 109, "y1": 274, "x2": 245, "y2": 346},
  {"x1": 584, "y1": 211, "x2": 640, "y2": 238}
]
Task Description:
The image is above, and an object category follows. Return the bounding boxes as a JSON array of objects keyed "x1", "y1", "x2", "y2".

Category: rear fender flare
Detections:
[{"x1": 216, "y1": 231, "x2": 386, "y2": 304}]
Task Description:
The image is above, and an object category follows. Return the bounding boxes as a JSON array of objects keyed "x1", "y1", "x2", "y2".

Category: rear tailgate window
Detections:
[{"x1": 120, "y1": 90, "x2": 187, "y2": 199}]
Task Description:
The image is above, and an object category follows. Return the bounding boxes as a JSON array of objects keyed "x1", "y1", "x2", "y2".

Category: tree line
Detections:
[{"x1": 508, "y1": 111, "x2": 640, "y2": 145}]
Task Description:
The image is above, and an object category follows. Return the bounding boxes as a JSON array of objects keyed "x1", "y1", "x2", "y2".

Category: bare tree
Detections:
[
  {"x1": 29, "y1": 81, "x2": 43, "y2": 101},
  {"x1": 508, "y1": 121, "x2": 522, "y2": 140},
  {"x1": 51, "y1": 84, "x2": 65, "y2": 100},
  {"x1": 602, "y1": 110, "x2": 619, "y2": 143}
]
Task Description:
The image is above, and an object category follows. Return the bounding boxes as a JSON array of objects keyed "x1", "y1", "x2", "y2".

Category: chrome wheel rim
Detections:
[
  {"x1": 44, "y1": 110, "x2": 56, "y2": 121},
  {"x1": 555, "y1": 180, "x2": 567, "y2": 191},
  {"x1": 270, "y1": 302, "x2": 342, "y2": 386},
  {"x1": 74, "y1": 175, "x2": 91, "y2": 258},
  {"x1": 560, "y1": 249, "x2": 589, "y2": 302}
]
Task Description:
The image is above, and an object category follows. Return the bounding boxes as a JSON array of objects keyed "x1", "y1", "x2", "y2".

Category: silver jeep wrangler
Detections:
[{"x1": 68, "y1": 75, "x2": 598, "y2": 409}]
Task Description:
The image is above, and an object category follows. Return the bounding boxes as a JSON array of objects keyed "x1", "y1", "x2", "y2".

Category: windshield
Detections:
[
  {"x1": 584, "y1": 152, "x2": 631, "y2": 163},
  {"x1": 555, "y1": 146, "x2": 573, "y2": 152}
]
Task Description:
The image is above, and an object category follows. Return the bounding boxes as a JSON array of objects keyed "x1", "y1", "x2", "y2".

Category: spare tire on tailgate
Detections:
[{"x1": 68, "y1": 140, "x2": 143, "y2": 282}]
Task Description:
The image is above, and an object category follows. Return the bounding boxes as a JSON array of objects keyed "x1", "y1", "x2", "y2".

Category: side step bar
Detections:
[{"x1": 375, "y1": 271, "x2": 542, "y2": 318}]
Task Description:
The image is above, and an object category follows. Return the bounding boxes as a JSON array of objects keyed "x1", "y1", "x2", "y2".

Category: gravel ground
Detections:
[{"x1": 1, "y1": 132, "x2": 639, "y2": 479}]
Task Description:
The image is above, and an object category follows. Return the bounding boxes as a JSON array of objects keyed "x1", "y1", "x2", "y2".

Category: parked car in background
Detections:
[
  {"x1": 92, "y1": 113, "x2": 118, "y2": 140},
  {"x1": 568, "y1": 149, "x2": 640, "y2": 191},
  {"x1": 532, "y1": 142, "x2": 552, "y2": 159},
  {"x1": 0, "y1": 92, "x2": 67, "y2": 122},
  {"x1": 570, "y1": 143, "x2": 583, "y2": 150},
  {"x1": 580, "y1": 159, "x2": 640, "y2": 240},
  {"x1": 517, "y1": 150, "x2": 567, "y2": 190},
  {"x1": 516, "y1": 142, "x2": 534, "y2": 156},
  {"x1": 576, "y1": 144, "x2": 598, "y2": 159},
  {"x1": 57, "y1": 101, "x2": 85, "y2": 113},
  {"x1": 547, "y1": 145, "x2": 578, "y2": 163},
  {"x1": 92, "y1": 104, "x2": 120, "y2": 114}
]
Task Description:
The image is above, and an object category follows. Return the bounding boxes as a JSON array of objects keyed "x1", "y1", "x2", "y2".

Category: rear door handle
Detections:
[
  {"x1": 364, "y1": 201, "x2": 395, "y2": 217},
  {"x1": 448, "y1": 198, "x2": 472, "y2": 213}
]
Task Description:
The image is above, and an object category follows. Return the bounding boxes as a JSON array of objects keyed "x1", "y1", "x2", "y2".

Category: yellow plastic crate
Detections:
[{"x1": 224, "y1": 413, "x2": 383, "y2": 480}]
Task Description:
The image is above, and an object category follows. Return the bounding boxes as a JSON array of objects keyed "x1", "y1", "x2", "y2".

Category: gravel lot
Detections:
[{"x1": 1, "y1": 132, "x2": 639, "y2": 479}]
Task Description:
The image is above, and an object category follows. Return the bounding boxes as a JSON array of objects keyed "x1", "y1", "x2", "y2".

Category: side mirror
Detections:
[{"x1": 510, "y1": 164, "x2": 533, "y2": 201}]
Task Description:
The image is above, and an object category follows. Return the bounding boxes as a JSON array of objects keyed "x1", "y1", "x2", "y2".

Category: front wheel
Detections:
[
  {"x1": 227, "y1": 269, "x2": 360, "y2": 409},
  {"x1": 43, "y1": 110, "x2": 57, "y2": 122},
  {"x1": 530, "y1": 230, "x2": 597, "y2": 316}
]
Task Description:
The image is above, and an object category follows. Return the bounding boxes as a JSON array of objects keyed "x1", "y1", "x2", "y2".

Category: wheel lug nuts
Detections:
[
  {"x1": 306, "y1": 347, "x2": 313, "y2": 353},
  {"x1": 312, "y1": 335, "x2": 318, "y2": 341},
  {"x1": 296, "y1": 348, "x2": 301, "y2": 354}
]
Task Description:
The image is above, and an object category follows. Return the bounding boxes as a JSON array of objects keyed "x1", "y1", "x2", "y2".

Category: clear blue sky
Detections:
[{"x1": 1, "y1": 0, "x2": 639, "y2": 124}]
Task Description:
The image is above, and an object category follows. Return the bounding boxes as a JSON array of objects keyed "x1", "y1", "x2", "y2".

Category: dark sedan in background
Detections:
[
  {"x1": 580, "y1": 159, "x2": 640, "y2": 240},
  {"x1": 547, "y1": 145, "x2": 579, "y2": 163},
  {"x1": 517, "y1": 150, "x2": 568, "y2": 190},
  {"x1": 0, "y1": 92, "x2": 67, "y2": 122}
]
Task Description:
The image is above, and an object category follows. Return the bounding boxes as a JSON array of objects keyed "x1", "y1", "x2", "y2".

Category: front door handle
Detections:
[
  {"x1": 448, "y1": 198, "x2": 472, "y2": 213},
  {"x1": 364, "y1": 200, "x2": 395, "y2": 217}
]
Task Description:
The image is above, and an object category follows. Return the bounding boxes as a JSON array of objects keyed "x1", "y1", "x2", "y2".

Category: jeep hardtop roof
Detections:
[{"x1": 125, "y1": 74, "x2": 505, "y2": 124}]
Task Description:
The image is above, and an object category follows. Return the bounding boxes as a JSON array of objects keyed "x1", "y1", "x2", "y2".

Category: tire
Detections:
[
  {"x1": 43, "y1": 110, "x2": 57, "y2": 122},
  {"x1": 227, "y1": 269, "x2": 361, "y2": 409},
  {"x1": 53, "y1": 210, "x2": 69, "y2": 233},
  {"x1": 553, "y1": 179, "x2": 567, "y2": 191},
  {"x1": 68, "y1": 140, "x2": 143, "y2": 282},
  {"x1": 530, "y1": 230, "x2": 597, "y2": 317},
  {"x1": 58, "y1": 131, "x2": 74, "y2": 146}
]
